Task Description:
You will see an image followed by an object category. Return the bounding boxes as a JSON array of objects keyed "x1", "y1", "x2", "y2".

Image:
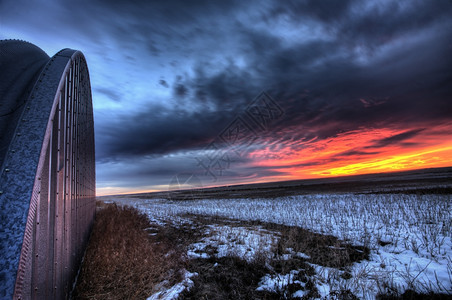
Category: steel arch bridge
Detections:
[{"x1": 0, "y1": 40, "x2": 96, "y2": 299}]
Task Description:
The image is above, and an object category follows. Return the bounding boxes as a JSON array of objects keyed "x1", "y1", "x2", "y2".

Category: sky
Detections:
[{"x1": 1, "y1": 0, "x2": 452, "y2": 195}]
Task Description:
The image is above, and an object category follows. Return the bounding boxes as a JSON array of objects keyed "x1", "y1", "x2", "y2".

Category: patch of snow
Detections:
[
  {"x1": 109, "y1": 193, "x2": 452, "y2": 297},
  {"x1": 296, "y1": 252, "x2": 311, "y2": 259},
  {"x1": 187, "y1": 225, "x2": 278, "y2": 262},
  {"x1": 256, "y1": 270, "x2": 303, "y2": 292},
  {"x1": 146, "y1": 270, "x2": 197, "y2": 300},
  {"x1": 292, "y1": 289, "x2": 307, "y2": 298}
]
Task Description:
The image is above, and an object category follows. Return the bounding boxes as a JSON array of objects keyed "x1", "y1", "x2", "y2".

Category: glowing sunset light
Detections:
[
  {"x1": 7, "y1": 0, "x2": 450, "y2": 194},
  {"x1": 247, "y1": 123, "x2": 452, "y2": 181},
  {"x1": 312, "y1": 145, "x2": 452, "y2": 176},
  {"x1": 251, "y1": 127, "x2": 423, "y2": 165}
]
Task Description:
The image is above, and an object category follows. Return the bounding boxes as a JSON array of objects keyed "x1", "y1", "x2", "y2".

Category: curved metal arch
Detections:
[{"x1": 0, "y1": 44, "x2": 95, "y2": 299}]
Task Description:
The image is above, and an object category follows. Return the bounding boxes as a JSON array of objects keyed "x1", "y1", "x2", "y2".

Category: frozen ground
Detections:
[
  {"x1": 146, "y1": 270, "x2": 197, "y2": 300},
  {"x1": 109, "y1": 193, "x2": 452, "y2": 299}
]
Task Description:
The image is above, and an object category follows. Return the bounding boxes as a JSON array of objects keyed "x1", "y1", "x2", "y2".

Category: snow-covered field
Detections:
[{"x1": 108, "y1": 193, "x2": 452, "y2": 299}]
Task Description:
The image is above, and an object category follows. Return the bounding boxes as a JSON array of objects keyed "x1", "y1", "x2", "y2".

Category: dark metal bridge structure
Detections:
[{"x1": 0, "y1": 40, "x2": 96, "y2": 299}]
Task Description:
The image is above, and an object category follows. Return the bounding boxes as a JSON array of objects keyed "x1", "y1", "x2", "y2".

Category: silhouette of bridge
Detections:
[{"x1": 0, "y1": 40, "x2": 96, "y2": 299}]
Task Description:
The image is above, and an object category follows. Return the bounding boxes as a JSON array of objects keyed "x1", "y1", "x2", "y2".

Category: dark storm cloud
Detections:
[
  {"x1": 174, "y1": 83, "x2": 188, "y2": 98},
  {"x1": 69, "y1": 0, "x2": 246, "y2": 50},
  {"x1": 237, "y1": 2, "x2": 452, "y2": 139},
  {"x1": 159, "y1": 79, "x2": 169, "y2": 88},
  {"x1": 95, "y1": 87, "x2": 122, "y2": 102},
  {"x1": 93, "y1": 0, "x2": 451, "y2": 164},
  {"x1": 4, "y1": 0, "x2": 451, "y2": 194},
  {"x1": 359, "y1": 97, "x2": 388, "y2": 108},
  {"x1": 88, "y1": 0, "x2": 452, "y2": 193},
  {"x1": 95, "y1": 104, "x2": 232, "y2": 162},
  {"x1": 336, "y1": 150, "x2": 381, "y2": 158},
  {"x1": 269, "y1": 0, "x2": 356, "y2": 23},
  {"x1": 87, "y1": 0, "x2": 242, "y2": 19},
  {"x1": 369, "y1": 129, "x2": 425, "y2": 149},
  {"x1": 183, "y1": 63, "x2": 258, "y2": 111},
  {"x1": 269, "y1": 1, "x2": 452, "y2": 48},
  {"x1": 8, "y1": 0, "x2": 449, "y2": 163},
  {"x1": 229, "y1": 165, "x2": 286, "y2": 179},
  {"x1": 96, "y1": 155, "x2": 204, "y2": 188},
  {"x1": 147, "y1": 40, "x2": 161, "y2": 56},
  {"x1": 338, "y1": 1, "x2": 452, "y2": 46}
]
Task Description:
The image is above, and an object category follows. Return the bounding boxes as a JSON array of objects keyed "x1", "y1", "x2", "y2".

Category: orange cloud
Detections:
[{"x1": 248, "y1": 122, "x2": 452, "y2": 180}]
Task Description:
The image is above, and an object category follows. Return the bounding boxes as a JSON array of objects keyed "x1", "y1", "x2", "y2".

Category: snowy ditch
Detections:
[{"x1": 109, "y1": 193, "x2": 452, "y2": 299}]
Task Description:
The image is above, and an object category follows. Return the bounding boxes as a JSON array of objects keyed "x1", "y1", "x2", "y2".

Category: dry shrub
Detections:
[
  {"x1": 275, "y1": 225, "x2": 370, "y2": 268},
  {"x1": 181, "y1": 256, "x2": 269, "y2": 300},
  {"x1": 181, "y1": 255, "x2": 322, "y2": 300},
  {"x1": 377, "y1": 289, "x2": 452, "y2": 300},
  {"x1": 188, "y1": 213, "x2": 370, "y2": 269},
  {"x1": 73, "y1": 204, "x2": 184, "y2": 299}
]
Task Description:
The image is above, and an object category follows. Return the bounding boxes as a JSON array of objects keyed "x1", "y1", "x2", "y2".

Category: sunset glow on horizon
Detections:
[
  {"x1": 247, "y1": 123, "x2": 452, "y2": 182},
  {"x1": 6, "y1": 0, "x2": 450, "y2": 196},
  {"x1": 96, "y1": 122, "x2": 452, "y2": 196}
]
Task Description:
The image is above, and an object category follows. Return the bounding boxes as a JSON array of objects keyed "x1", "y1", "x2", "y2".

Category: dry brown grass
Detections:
[
  {"x1": 181, "y1": 255, "x2": 323, "y2": 300},
  {"x1": 377, "y1": 290, "x2": 452, "y2": 300},
  {"x1": 182, "y1": 214, "x2": 370, "y2": 267},
  {"x1": 73, "y1": 207, "x2": 449, "y2": 299},
  {"x1": 274, "y1": 225, "x2": 370, "y2": 268},
  {"x1": 73, "y1": 204, "x2": 184, "y2": 300},
  {"x1": 181, "y1": 256, "x2": 269, "y2": 299},
  {"x1": 177, "y1": 214, "x2": 370, "y2": 299}
]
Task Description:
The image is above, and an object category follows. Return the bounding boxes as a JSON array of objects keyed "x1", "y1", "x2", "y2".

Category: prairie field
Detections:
[
  {"x1": 76, "y1": 170, "x2": 452, "y2": 299},
  {"x1": 105, "y1": 193, "x2": 451, "y2": 299}
]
